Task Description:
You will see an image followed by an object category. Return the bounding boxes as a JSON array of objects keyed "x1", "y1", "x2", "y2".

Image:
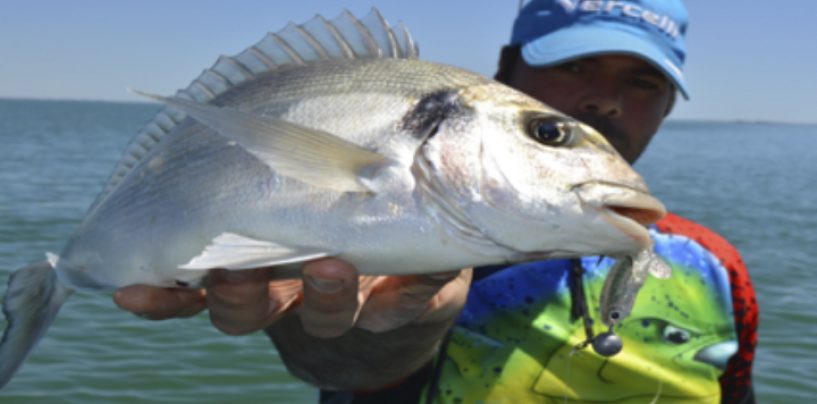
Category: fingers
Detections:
[
  {"x1": 355, "y1": 269, "x2": 472, "y2": 332},
  {"x1": 414, "y1": 268, "x2": 473, "y2": 324},
  {"x1": 206, "y1": 268, "x2": 301, "y2": 336},
  {"x1": 114, "y1": 284, "x2": 206, "y2": 320},
  {"x1": 299, "y1": 258, "x2": 362, "y2": 338},
  {"x1": 113, "y1": 262, "x2": 471, "y2": 341}
]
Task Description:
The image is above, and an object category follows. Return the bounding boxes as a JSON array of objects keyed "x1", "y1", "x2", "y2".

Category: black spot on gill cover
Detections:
[{"x1": 401, "y1": 89, "x2": 463, "y2": 140}]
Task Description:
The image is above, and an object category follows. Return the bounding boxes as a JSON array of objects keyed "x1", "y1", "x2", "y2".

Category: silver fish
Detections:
[{"x1": 0, "y1": 9, "x2": 665, "y2": 387}]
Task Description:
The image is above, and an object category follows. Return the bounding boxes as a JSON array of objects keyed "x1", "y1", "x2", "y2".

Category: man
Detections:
[{"x1": 116, "y1": 1, "x2": 757, "y2": 402}]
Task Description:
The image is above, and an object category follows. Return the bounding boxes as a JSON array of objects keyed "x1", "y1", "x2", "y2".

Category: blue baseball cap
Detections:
[{"x1": 511, "y1": 0, "x2": 690, "y2": 99}]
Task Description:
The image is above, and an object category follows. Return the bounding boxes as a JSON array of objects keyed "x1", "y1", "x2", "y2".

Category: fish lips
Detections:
[{"x1": 574, "y1": 182, "x2": 667, "y2": 250}]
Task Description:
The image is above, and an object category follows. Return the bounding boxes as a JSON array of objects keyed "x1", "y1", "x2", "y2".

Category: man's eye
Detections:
[{"x1": 627, "y1": 77, "x2": 663, "y2": 92}]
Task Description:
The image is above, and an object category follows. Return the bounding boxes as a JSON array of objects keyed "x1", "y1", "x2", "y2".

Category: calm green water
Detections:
[{"x1": 0, "y1": 99, "x2": 815, "y2": 402}]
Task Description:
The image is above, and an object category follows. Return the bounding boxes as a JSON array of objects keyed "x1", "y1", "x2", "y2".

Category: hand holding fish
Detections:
[
  {"x1": 267, "y1": 261, "x2": 473, "y2": 389},
  {"x1": 114, "y1": 259, "x2": 470, "y2": 389}
]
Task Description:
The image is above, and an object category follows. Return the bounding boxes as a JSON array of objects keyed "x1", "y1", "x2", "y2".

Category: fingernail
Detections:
[{"x1": 305, "y1": 275, "x2": 343, "y2": 293}]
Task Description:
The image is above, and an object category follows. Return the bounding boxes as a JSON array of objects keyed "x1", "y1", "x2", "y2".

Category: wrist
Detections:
[{"x1": 266, "y1": 313, "x2": 452, "y2": 391}]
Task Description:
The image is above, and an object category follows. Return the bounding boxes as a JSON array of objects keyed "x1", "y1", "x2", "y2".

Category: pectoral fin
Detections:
[
  {"x1": 131, "y1": 90, "x2": 394, "y2": 193},
  {"x1": 180, "y1": 233, "x2": 333, "y2": 270}
]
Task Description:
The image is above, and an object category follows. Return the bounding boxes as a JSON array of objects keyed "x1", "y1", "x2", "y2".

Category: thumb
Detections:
[{"x1": 114, "y1": 284, "x2": 206, "y2": 320}]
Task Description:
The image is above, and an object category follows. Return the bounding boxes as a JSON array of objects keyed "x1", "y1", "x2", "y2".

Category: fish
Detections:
[
  {"x1": 599, "y1": 248, "x2": 673, "y2": 328},
  {"x1": 0, "y1": 8, "x2": 666, "y2": 387}
]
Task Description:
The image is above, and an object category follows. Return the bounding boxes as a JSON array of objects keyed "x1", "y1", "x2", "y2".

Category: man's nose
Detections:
[{"x1": 578, "y1": 88, "x2": 623, "y2": 117}]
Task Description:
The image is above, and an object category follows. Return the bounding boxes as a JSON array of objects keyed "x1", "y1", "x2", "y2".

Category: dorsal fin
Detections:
[{"x1": 90, "y1": 8, "x2": 417, "y2": 211}]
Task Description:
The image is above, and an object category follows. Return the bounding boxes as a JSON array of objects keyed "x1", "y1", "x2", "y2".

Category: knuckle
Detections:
[
  {"x1": 299, "y1": 306, "x2": 358, "y2": 338},
  {"x1": 211, "y1": 292, "x2": 251, "y2": 309},
  {"x1": 208, "y1": 284, "x2": 261, "y2": 309}
]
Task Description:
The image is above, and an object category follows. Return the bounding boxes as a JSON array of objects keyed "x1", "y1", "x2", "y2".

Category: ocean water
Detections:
[{"x1": 0, "y1": 98, "x2": 814, "y2": 402}]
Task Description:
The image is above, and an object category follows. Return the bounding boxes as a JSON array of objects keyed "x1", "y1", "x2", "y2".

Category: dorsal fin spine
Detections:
[
  {"x1": 145, "y1": 132, "x2": 161, "y2": 142},
  {"x1": 371, "y1": 9, "x2": 399, "y2": 58},
  {"x1": 349, "y1": 13, "x2": 380, "y2": 56},
  {"x1": 269, "y1": 33, "x2": 305, "y2": 64},
  {"x1": 203, "y1": 69, "x2": 230, "y2": 88},
  {"x1": 248, "y1": 46, "x2": 277, "y2": 68},
  {"x1": 155, "y1": 113, "x2": 175, "y2": 131},
  {"x1": 292, "y1": 23, "x2": 330, "y2": 60},
  {"x1": 398, "y1": 23, "x2": 417, "y2": 59},
  {"x1": 318, "y1": 15, "x2": 355, "y2": 59},
  {"x1": 219, "y1": 55, "x2": 255, "y2": 79},
  {"x1": 192, "y1": 80, "x2": 217, "y2": 99},
  {"x1": 206, "y1": 68, "x2": 232, "y2": 86}
]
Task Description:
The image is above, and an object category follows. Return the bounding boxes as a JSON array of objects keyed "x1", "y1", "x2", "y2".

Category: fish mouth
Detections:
[{"x1": 575, "y1": 182, "x2": 667, "y2": 249}]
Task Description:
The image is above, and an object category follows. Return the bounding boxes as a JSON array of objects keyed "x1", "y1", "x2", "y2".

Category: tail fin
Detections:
[{"x1": 0, "y1": 259, "x2": 73, "y2": 388}]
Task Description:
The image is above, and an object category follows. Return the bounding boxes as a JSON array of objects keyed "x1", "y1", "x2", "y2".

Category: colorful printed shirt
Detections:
[{"x1": 430, "y1": 213, "x2": 757, "y2": 403}]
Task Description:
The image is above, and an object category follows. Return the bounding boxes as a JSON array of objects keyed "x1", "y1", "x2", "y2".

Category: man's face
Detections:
[{"x1": 505, "y1": 54, "x2": 674, "y2": 163}]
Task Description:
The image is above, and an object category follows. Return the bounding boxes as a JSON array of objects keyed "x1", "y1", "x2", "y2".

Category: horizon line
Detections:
[{"x1": 1, "y1": 95, "x2": 815, "y2": 127}]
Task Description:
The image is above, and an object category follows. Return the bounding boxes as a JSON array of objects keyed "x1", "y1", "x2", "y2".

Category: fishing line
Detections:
[
  {"x1": 569, "y1": 258, "x2": 623, "y2": 356},
  {"x1": 569, "y1": 259, "x2": 595, "y2": 344},
  {"x1": 649, "y1": 381, "x2": 664, "y2": 404},
  {"x1": 563, "y1": 348, "x2": 578, "y2": 404}
]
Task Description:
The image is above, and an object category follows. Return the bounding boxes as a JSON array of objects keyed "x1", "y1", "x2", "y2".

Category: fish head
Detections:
[{"x1": 415, "y1": 82, "x2": 665, "y2": 259}]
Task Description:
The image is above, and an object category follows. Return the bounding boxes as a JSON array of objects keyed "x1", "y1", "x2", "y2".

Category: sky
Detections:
[{"x1": 0, "y1": 0, "x2": 815, "y2": 124}]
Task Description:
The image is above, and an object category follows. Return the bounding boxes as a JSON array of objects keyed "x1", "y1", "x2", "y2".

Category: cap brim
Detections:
[{"x1": 521, "y1": 24, "x2": 689, "y2": 99}]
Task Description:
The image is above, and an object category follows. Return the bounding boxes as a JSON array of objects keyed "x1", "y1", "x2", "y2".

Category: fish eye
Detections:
[
  {"x1": 662, "y1": 324, "x2": 692, "y2": 344},
  {"x1": 527, "y1": 116, "x2": 575, "y2": 147}
]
